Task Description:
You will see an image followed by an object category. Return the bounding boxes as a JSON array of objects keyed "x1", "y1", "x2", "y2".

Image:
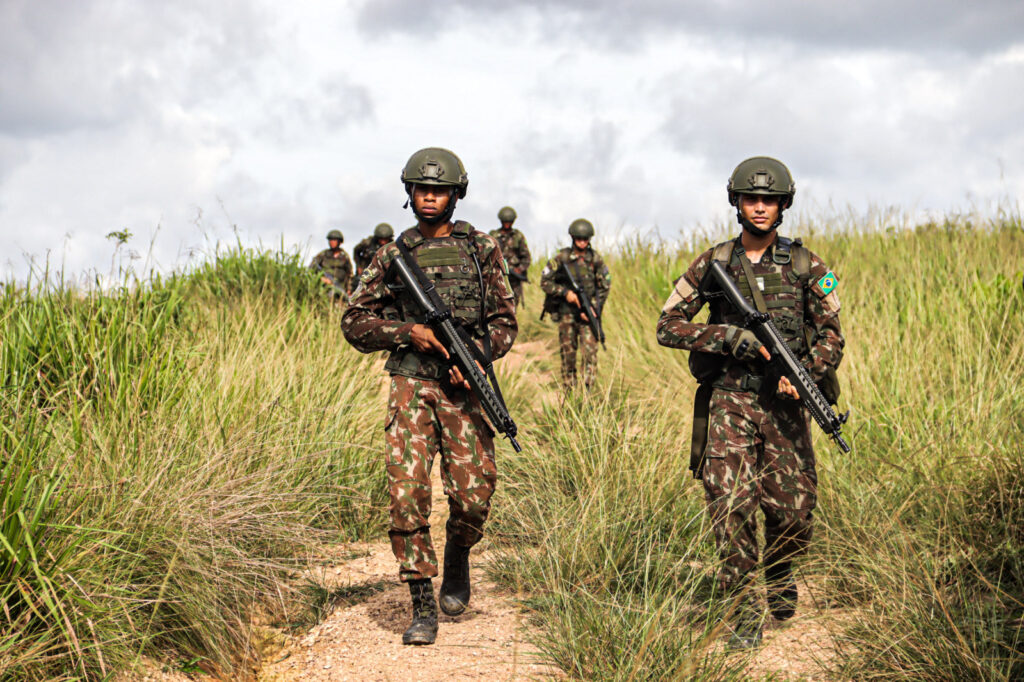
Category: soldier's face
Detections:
[
  {"x1": 377, "y1": 238, "x2": 389, "y2": 245},
  {"x1": 738, "y1": 194, "x2": 781, "y2": 230},
  {"x1": 573, "y1": 237, "x2": 590, "y2": 251},
  {"x1": 327, "y1": 238, "x2": 341, "y2": 249},
  {"x1": 501, "y1": 222, "x2": 513, "y2": 230},
  {"x1": 412, "y1": 184, "x2": 452, "y2": 220}
]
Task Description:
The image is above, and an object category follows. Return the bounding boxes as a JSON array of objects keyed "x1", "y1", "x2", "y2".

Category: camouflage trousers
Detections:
[
  {"x1": 701, "y1": 388, "x2": 817, "y2": 595},
  {"x1": 558, "y1": 316, "x2": 598, "y2": 389},
  {"x1": 384, "y1": 374, "x2": 498, "y2": 582},
  {"x1": 510, "y1": 280, "x2": 524, "y2": 309}
]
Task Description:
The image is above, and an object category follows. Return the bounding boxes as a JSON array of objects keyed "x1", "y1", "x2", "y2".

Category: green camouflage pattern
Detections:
[
  {"x1": 541, "y1": 246, "x2": 611, "y2": 388},
  {"x1": 342, "y1": 221, "x2": 517, "y2": 381},
  {"x1": 384, "y1": 374, "x2": 497, "y2": 582},
  {"x1": 656, "y1": 233, "x2": 844, "y2": 606},
  {"x1": 558, "y1": 315, "x2": 598, "y2": 389},
  {"x1": 656, "y1": 235, "x2": 843, "y2": 386},
  {"x1": 489, "y1": 227, "x2": 531, "y2": 306},
  {"x1": 702, "y1": 387, "x2": 816, "y2": 592},
  {"x1": 309, "y1": 247, "x2": 353, "y2": 297},
  {"x1": 353, "y1": 235, "x2": 392, "y2": 275}
]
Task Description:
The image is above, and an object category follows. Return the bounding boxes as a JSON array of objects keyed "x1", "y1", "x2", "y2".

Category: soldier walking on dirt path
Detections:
[
  {"x1": 341, "y1": 147, "x2": 517, "y2": 646},
  {"x1": 310, "y1": 229, "x2": 353, "y2": 303},
  {"x1": 489, "y1": 206, "x2": 531, "y2": 308},
  {"x1": 353, "y1": 223, "x2": 395, "y2": 286},
  {"x1": 656, "y1": 157, "x2": 844, "y2": 650},
  {"x1": 540, "y1": 219, "x2": 611, "y2": 391}
]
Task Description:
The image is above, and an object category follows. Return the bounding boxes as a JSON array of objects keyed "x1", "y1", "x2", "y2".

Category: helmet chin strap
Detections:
[{"x1": 737, "y1": 210, "x2": 784, "y2": 237}]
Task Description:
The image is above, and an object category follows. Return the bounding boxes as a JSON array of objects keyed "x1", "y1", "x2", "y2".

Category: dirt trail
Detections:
[{"x1": 258, "y1": 466, "x2": 558, "y2": 682}]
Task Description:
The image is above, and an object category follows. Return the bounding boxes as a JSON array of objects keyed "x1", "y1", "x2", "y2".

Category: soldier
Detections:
[
  {"x1": 353, "y1": 223, "x2": 395, "y2": 278},
  {"x1": 341, "y1": 147, "x2": 517, "y2": 646},
  {"x1": 309, "y1": 229, "x2": 353, "y2": 302},
  {"x1": 489, "y1": 206, "x2": 531, "y2": 307},
  {"x1": 540, "y1": 219, "x2": 611, "y2": 390},
  {"x1": 656, "y1": 157, "x2": 844, "y2": 649}
]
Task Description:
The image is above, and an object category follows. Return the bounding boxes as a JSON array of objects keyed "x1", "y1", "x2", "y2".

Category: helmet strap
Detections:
[{"x1": 737, "y1": 209, "x2": 784, "y2": 237}]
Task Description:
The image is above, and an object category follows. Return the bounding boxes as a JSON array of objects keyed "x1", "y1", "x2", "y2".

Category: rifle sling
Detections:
[
  {"x1": 395, "y1": 236, "x2": 510, "y2": 413},
  {"x1": 737, "y1": 250, "x2": 768, "y2": 314}
]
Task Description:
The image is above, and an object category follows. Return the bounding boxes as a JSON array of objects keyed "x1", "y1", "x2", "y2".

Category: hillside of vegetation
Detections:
[{"x1": 1, "y1": 215, "x2": 1022, "y2": 680}]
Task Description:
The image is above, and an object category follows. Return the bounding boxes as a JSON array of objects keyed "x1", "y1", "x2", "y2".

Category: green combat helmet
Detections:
[
  {"x1": 498, "y1": 206, "x2": 517, "y2": 224},
  {"x1": 374, "y1": 223, "x2": 394, "y2": 240},
  {"x1": 727, "y1": 156, "x2": 795, "y2": 235},
  {"x1": 568, "y1": 218, "x2": 595, "y2": 239},
  {"x1": 727, "y1": 156, "x2": 795, "y2": 208},
  {"x1": 326, "y1": 229, "x2": 344, "y2": 242},
  {"x1": 401, "y1": 147, "x2": 468, "y2": 224}
]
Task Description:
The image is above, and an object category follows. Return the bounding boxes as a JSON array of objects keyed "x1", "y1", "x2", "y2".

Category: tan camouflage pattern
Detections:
[
  {"x1": 385, "y1": 375, "x2": 497, "y2": 582},
  {"x1": 656, "y1": 233, "x2": 844, "y2": 602},
  {"x1": 656, "y1": 235, "x2": 843, "y2": 385},
  {"x1": 309, "y1": 247, "x2": 354, "y2": 297},
  {"x1": 489, "y1": 227, "x2": 531, "y2": 306},
  {"x1": 541, "y1": 246, "x2": 611, "y2": 389},
  {"x1": 353, "y1": 235, "x2": 392, "y2": 276},
  {"x1": 558, "y1": 315, "x2": 598, "y2": 389},
  {"x1": 702, "y1": 387, "x2": 816, "y2": 592},
  {"x1": 342, "y1": 221, "x2": 517, "y2": 381}
]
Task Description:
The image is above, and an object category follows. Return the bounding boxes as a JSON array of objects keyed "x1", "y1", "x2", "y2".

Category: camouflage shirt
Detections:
[
  {"x1": 488, "y1": 227, "x2": 531, "y2": 276},
  {"x1": 341, "y1": 221, "x2": 518, "y2": 381},
  {"x1": 656, "y1": 234, "x2": 844, "y2": 389},
  {"x1": 310, "y1": 248, "x2": 353, "y2": 292},
  {"x1": 353, "y1": 236, "x2": 391, "y2": 274},
  {"x1": 540, "y1": 246, "x2": 611, "y2": 319}
]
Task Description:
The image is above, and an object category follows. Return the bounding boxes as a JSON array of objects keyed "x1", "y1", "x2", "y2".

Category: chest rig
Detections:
[{"x1": 392, "y1": 222, "x2": 486, "y2": 335}]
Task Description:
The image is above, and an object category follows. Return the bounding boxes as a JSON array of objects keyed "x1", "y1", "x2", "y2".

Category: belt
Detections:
[{"x1": 712, "y1": 373, "x2": 764, "y2": 393}]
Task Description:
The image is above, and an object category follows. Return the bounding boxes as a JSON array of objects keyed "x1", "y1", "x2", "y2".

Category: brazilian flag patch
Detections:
[{"x1": 818, "y1": 271, "x2": 838, "y2": 294}]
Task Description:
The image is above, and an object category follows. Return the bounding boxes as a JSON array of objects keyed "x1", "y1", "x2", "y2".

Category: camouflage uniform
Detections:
[
  {"x1": 309, "y1": 248, "x2": 354, "y2": 299},
  {"x1": 540, "y1": 247, "x2": 611, "y2": 389},
  {"x1": 353, "y1": 236, "x2": 390, "y2": 276},
  {"x1": 489, "y1": 227, "x2": 531, "y2": 306},
  {"x1": 341, "y1": 221, "x2": 517, "y2": 582},
  {"x1": 656, "y1": 234, "x2": 843, "y2": 596}
]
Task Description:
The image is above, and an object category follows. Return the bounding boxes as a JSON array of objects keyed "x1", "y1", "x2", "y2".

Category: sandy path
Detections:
[{"x1": 258, "y1": 466, "x2": 558, "y2": 682}]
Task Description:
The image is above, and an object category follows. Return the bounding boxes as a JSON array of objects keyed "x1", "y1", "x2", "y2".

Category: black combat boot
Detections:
[
  {"x1": 439, "y1": 539, "x2": 471, "y2": 616},
  {"x1": 766, "y1": 561, "x2": 798, "y2": 621},
  {"x1": 402, "y1": 578, "x2": 438, "y2": 645}
]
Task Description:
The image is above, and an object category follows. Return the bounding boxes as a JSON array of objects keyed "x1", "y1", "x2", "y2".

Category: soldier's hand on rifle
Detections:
[
  {"x1": 777, "y1": 376, "x2": 800, "y2": 400},
  {"x1": 725, "y1": 326, "x2": 769, "y2": 363},
  {"x1": 410, "y1": 324, "x2": 450, "y2": 358},
  {"x1": 320, "y1": 275, "x2": 333, "y2": 286},
  {"x1": 579, "y1": 310, "x2": 589, "y2": 322},
  {"x1": 448, "y1": 361, "x2": 484, "y2": 390},
  {"x1": 565, "y1": 290, "x2": 580, "y2": 307}
]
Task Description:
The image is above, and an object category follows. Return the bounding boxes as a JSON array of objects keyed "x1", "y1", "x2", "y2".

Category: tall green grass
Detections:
[
  {"x1": 0, "y1": 243, "x2": 386, "y2": 678},
  {"x1": 4, "y1": 215, "x2": 1023, "y2": 679},
  {"x1": 488, "y1": 213, "x2": 1024, "y2": 680}
]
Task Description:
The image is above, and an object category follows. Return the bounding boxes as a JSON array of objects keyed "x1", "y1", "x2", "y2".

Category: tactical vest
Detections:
[
  {"x1": 385, "y1": 222, "x2": 488, "y2": 380},
  {"x1": 315, "y1": 250, "x2": 350, "y2": 281},
  {"x1": 491, "y1": 229, "x2": 523, "y2": 267},
  {"x1": 690, "y1": 236, "x2": 812, "y2": 390}
]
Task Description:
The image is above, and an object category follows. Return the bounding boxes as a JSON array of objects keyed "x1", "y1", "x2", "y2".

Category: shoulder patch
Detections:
[
  {"x1": 817, "y1": 272, "x2": 838, "y2": 295},
  {"x1": 661, "y1": 276, "x2": 696, "y2": 313},
  {"x1": 360, "y1": 265, "x2": 379, "y2": 283}
]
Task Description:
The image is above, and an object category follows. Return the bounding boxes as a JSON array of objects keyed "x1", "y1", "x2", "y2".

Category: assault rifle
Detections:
[
  {"x1": 314, "y1": 265, "x2": 348, "y2": 298},
  {"x1": 390, "y1": 252, "x2": 522, "y2": 453},
  {"x1": 560, "y1": 262, "x2": 606, "y2": 349},
  {"x1": 699, "y1": 260, "x2": 851, "y2": 453},
  {"x1": 507, "y1": 270, "x2": 529, "y2": 284}
]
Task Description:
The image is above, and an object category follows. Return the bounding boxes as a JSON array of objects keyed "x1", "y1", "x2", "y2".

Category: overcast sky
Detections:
[{"x1": 2, "y1": 0, "x2": 1022, "y2": 282}]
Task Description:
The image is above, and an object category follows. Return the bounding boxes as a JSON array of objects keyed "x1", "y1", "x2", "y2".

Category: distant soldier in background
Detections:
[
  {"x1": 489, "y1": 206, "x2": 531, "y2": 307},
  {"x1": 540, "y1": 219, "x2": 611, "y2": 390},
  {"x1": 342, "y1": 147, "x2": 517, "y2": 646},
  {"x1": 309, "y1": 229, "x2": 353, "y2": 302},
  {"x1": 656, "y1": 157, "x2": 844, "y2": 649},
  {"x1": 353, "y1": 223, "x2": 395, "y2": 280}
]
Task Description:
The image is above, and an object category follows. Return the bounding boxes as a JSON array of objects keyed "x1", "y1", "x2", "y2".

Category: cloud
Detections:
[{"x1": 356, "y1": 0, "x2": 1024, "y2": 55}]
